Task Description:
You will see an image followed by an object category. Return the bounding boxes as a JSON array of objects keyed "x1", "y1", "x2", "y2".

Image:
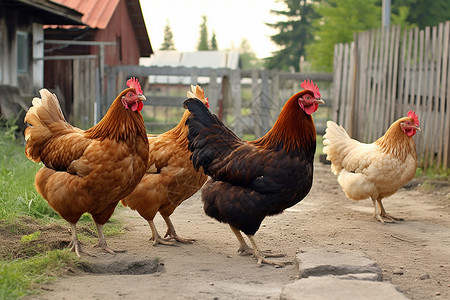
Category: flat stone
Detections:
[
  {"x1": 296, "y1": 248, "x2": 381, "y2": 280},
  {"x1": 280, "y1": 276, "x2": 409, "y2": 300}
]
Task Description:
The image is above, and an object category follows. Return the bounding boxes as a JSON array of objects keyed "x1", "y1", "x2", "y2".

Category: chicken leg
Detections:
[
  {"x1": 372, "y1": 197, "x2": 404, "y2": 224},
  {"x1": 162, "y1": 215, "x2": 195, "y2": 243},
  {"x1": 94, "y1": 222, "x2": 126, "y2": 254},
  {"x1": 230, "y1": 225, "x2": 253, "y2": 255},
  {"x1": 68, "y1": 223, "x2": 83, "y2": 257},
  {"x1": 230, "y1": 226, "x2": 288, "y2": 266},
  {"x1": 68, "y1": 223, "x2": 97, "y2": 257}
]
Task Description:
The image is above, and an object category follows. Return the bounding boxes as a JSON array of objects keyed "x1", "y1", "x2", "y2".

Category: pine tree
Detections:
[
  {"x1": 265, "y1": 0, "x2": 319, "y2": 72},
  {"x1": 211, "y1": 31, "x2": 218, "y2": 50},
  {"x1": 160, "y1": 19, "x2": 176, "y2": 50},
  {"x1": 197, "y1": 16, "x2": 210, "y2": 51}
]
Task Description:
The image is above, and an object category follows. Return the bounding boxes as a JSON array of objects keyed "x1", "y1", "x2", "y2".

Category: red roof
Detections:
[{"x1": 50, "y1": 0, "x2": 119, "y2": 29}]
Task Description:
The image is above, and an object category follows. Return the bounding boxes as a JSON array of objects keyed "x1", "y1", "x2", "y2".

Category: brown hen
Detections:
[
  {"x1": 121, "y1": 85, "x2": 208, "y2": 245},
  {"x1": 24, "y1": 78, "x2": 149, "y2": 256}
]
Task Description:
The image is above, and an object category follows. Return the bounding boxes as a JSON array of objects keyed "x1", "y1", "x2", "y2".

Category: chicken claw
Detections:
[
  {"x1": 69, "y1": 223, "x2": 95, "y2": 257},
  {"x1": 163, "y1": 216, "x2": 195, "y2": 244},
  {"x1": 374, "y1": 198, "x2": 404, "y2": 224},
  {"x1": 151, "y1": 235, "x2": 177, "y2": 246}
]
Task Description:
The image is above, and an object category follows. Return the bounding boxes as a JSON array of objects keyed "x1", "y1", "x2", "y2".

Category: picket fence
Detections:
[{"x1": 333, "y1": 21, "x2": 450, "y2": 169}]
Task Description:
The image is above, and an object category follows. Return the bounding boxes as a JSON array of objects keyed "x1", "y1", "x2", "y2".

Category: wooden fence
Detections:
[
  {"x1": 106, "y1": 65, "x2": 332, "y2": 137},
  {"x1": 333, "y1": 21, "x2": 450, "y2": 170}
]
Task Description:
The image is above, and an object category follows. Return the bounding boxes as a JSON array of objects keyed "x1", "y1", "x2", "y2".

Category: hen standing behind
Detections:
[
  {"x1": 121, "y1": 85, "x2": 209, "y2": 245},
  {"x1": 24, "y1": 78, "x2": 149, "y2": 256},
  {"x1": 323, "y1": 111, "x2": 420, "y2": 223},
  {"x1": 183, "y1": 80, "x2": 324, "y2": 266}
]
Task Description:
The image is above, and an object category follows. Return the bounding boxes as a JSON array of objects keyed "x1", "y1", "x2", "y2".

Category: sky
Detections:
[{"x1": 140, "y1": 0, "x2": 286, "y2": 59}]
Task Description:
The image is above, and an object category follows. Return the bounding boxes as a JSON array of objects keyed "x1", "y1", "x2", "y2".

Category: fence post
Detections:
[
  {"x1": 251, "y1": 69, "x2": 261, "y2": 137},
  {"x1": 230, "y1": 69, "x2": 242, "y2": 136},
  {"x1": 261, "y1": 70, "x2": 271, "y2": 134},
  {"x1": 208, "y1": 69, "x2": 219, "y2": 114}
]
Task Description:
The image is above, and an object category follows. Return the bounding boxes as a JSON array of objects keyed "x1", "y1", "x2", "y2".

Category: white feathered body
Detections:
[{"x1": 323, "y1": 120, "x2": 417, "y2": 202}]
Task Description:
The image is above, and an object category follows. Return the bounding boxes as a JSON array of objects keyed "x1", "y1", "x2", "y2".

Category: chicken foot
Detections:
[
  {"x1": 94, "y1": 222, "x2": 126, "y2": 254},
  {"x1": 147, "y1": 220, "x2": 177, "y2": 246},
  {"x1": 162, "y1": 216, "x2": 195, "y2": 243},
  {"x1": 372, "y1": 198, "x2": 404, "y2": 224},
  {"x1": 229, "y1": 226, "x2": 289, "y2": 266},
  {"x1": 68, "y1": 223, "x2": 95, "y2": 257},
  {"x1": 246, "y1": 235, "x2": 290, "y2": 267}
]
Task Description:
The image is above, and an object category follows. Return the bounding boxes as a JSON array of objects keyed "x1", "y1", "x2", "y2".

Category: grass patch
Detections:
[
  {"x1": 0, "y1": 129, "x2": 58, "y2": 222},
  {"x1": 416, "y1": 166, "x2": 450, "y2": 182},
  {"x1": 0, "y1": 250, "x2": 80, "y2": 299}
]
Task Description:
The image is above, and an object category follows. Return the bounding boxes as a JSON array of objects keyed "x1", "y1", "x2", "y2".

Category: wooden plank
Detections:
[
  {"x1": 444, "y1": 22, "x2": 450, "y2": 168},
  {"x1": 369, "y1": 28, "x2": 381, "y2": 141},
  {"x1": 332, "y1": 43, "x2": 343, "y2": 122},
  {"x1": 377, "y1": 28, "x2": 391, "y2": 136},
  {"x1": 340, "y1": 43, "x2": 350, "y2": 129},
  {"x1": 145, "y1": 96, "x2": 190, "y2": 107},
  {"x1": 363, "y1": 29, "x2": 376, "y2": 141},
  {"x1": 422, "y1": 26, "x2": 433, "y2": 170},
  {"x1": 416, "y1": 28, "x2": 426, "y2": 160},
  {"x1": 386, "y1": 25, "x2": 398, "y2": 124},
  {"x1": 208, "y1": 69, "x2": 219, "y2": 114},
  {"x1": 72, "y1": 59, "x2": 80, "y2": 127},
  {"x1": 391, "y1": 25, "x2": 401, "y2": 121},
  {"x1": 397, "y1": 28, "x2": 407, "y2": 118},
  {"x1": 261, "y1": 71, "x2": 271, "y2": 133},
  {"x1": 356, "y1": 31, "x2": 367, "y2": 139},
  {"x1": 427, "y1": 25, "x2": 440, "y2": 168},
  {"x1": 251, "y1": 69, "x2": 262, "y2": 137},
  {"x1": 437, "y1": 21, "x2": 449, "y2": 167},
  {"x1": 270, "y1": 70, "x2": 281, "y2": 110},
  {"x1": 230, "y1": 69, "x2": 242, "y2": 136},
  {"x1": 403, "y1": 28, "x2": 414, "y2": 119},
  {"x1": 347, "y1": 39, "x2": 357, "y2": 137}
]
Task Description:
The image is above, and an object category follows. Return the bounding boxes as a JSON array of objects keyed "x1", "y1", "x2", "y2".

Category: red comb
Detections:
[
  {"x1": 205, "y1": 97, "x2": 210, "y2": 108},
  {"x1": 126, "y1": 77, "x2": 143, "y2": 94},
  {"x1": 301, "y1": 79, "x2": 321, "y2": 99},
  {"x1": 407, "y1": 110, "x2": 419, "y2": 127}
]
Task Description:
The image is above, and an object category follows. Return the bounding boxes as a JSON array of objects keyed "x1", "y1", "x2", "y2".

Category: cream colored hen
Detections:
[{"x1": 323, "y1": 111, "x2": 420, "y2": 223}]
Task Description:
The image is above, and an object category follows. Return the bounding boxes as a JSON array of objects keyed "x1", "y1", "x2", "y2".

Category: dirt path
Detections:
[{"x1": 30, "y1": 163, "x2": 450, "y2": 300}]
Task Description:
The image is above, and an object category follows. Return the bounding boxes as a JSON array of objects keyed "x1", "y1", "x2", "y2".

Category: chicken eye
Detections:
[{"x1": 127, "y1": 92, "x2": 133, "y2": 97}]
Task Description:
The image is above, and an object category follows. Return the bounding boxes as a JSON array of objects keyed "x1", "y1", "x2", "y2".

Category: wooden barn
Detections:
[
  {"x1": 44, "y1": 0, "x2": 152, "y2": 126},
  {"x1": 0, "y1": 0, "x2": 83, "y2": 129}
]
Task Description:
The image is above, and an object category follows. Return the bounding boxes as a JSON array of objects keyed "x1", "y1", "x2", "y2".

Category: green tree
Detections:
[
  {"x1": 239, "y1": 39, "x2": 263, "y2": 69},
  {"x1": 197, "y1": 16, "x2": 210, "y2": 50},
  {"x1": 211, "y1": 31, "x2": 218, "y2": 50},
  {"x1": 265, "y1": 0, "x2": 319, "y2": 72},
  {"x1": 306, "y1": 0, "x2": 381, "y2": 72},
  {"x1": 392, "y1": 0, "x2": 450, "y2": 28},
  {"x1": 160, "y1": 19, "x2": 176, "y2": 50}
]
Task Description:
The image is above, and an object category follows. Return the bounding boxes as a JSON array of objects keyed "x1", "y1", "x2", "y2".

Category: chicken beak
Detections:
[
  {"x1": 316, "y1": 98, "x2": 325, "y2": 104},
  {"x1": 138, "y1": 94, "x2": 146, "y2": 101},
  {"x1": 415, "y1": 125, "x2": 421, "y2": 131}
]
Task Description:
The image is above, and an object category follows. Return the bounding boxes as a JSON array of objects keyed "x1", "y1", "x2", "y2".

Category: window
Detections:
[{"x1": 17, "y1": 31, "x2": 28, "y2": 73}]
